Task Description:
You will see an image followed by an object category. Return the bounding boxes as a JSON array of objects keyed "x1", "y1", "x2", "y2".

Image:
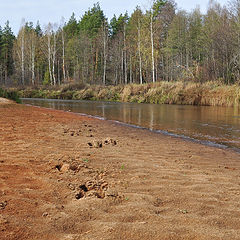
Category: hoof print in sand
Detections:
[
  {"x1": 104, "y1": 138, "x2": 117, "y2": 146},
  {"x1": 55, "y1": 163, "x2": 79, "y2": 173},
  {"x1": 88, "y1": 138, "x2": 117, "y2": 148},
  {"x1": 63, "y1": 128, "x2": 81, "y2": 136},
  {"x1": 0, "y1": 201, "x2": 7, "y2": 210},
  {"x1": 88, "y1": 141, "x2": 103, "y2": 148},
  {"x1": 55, "y1": 163, "x2": 70, "y2": 173},
  {"x1": 75, "y1": 180, "x2": 108, "y2": 200},
  {"x1": 105, "y1": 189, "x2": 123, "y2": 203}
]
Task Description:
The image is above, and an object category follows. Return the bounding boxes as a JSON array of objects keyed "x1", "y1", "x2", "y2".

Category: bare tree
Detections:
[
  {"x1": 150, "y1": 9, "x2": 155, "y2": 83},
  {"x1": 60, "y1": 17, "x2": 66, "y2": 83},
  {"x1": 138, "y1": 19, "x2": 143, "y2": 84},
  {"x1": 46, "y1": 23, "x2": 53, "y2": 85},
  {"x1": 124, "y1": 23, "x2": 128, "y2": 84},
  {"x1": 102, "y1": 22, "x2": 108, "y2": 85},
  {"x1": 20, "y1": 19, "x2": 25, "y2": 85}
]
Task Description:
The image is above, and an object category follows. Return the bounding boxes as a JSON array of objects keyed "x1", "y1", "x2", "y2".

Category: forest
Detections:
[{"x1": 1, "y1": 0, "x2": 240, "y2": 88}]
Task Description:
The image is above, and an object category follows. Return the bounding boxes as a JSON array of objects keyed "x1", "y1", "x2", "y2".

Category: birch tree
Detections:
[
  {"x1": 20, "y1": 19, "x2": 25, "y2": 85},
  {"x1": 102, "y1": 21, "x2": 108, "y2": 85},
  {"x1": 46, "y1": 23, "x2": 53, "y2": 85},
  {"x1": 25, "y1": 23, "x2": 37, "y2": 85},
  {"x1": 60, "y1": 17, "x2": 66, "y2": 83},
  {"x1": 148, "y1": 0, "x2": 167, "y2": 82}
]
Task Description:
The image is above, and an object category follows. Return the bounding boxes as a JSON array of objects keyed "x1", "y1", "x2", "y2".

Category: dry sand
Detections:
[
  {"x1": 0, "y1": 101, "x2": 240, "y2": 240},
  {"x1": 0, "y1": 98, "x2": 13, "y2": 105}
]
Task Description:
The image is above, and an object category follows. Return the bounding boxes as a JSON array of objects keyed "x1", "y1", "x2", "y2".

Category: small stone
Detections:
[
  {"x1": 42, "y1": 212, "x2": 48, "y2": 217},
  {"x1": 60, "y1": 164, "x2": 70, "y2": 173},
  {"x1": 93, "y1": 141, "x2": 102, "y2": 148},
  {"x1": 68, "y1": 183, "x2": 75, "y2": 191},
  {"x1": 69, "y1": 164, "x2": 78, "y2": 171}
]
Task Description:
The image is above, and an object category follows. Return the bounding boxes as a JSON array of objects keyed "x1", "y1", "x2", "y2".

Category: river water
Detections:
[{"x1": 21, "y1": 98, "x2": 240, "y2": 151}]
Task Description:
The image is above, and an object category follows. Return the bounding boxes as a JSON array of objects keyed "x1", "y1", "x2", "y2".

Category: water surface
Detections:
[{"x1": 21, "y1": 98, "x2": 240, "y2": 151}]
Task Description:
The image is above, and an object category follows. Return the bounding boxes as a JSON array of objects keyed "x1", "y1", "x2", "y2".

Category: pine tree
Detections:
[
  {"x1": 1, "y1": 21, "x2": 15, "y2": 85},
  {"x1": 79, "y1": 3, "x2": 105, "y2": 38}
]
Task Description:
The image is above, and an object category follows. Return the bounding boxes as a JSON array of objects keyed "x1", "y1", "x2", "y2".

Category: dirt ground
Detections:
[{"x1": 1, "y1": 101, "x2": 240, "y2": 240}]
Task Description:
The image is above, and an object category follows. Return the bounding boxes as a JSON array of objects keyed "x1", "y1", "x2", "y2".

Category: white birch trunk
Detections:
[
  {"x1": 21, "y1": 29, "x2": 25, "y2": 85},
  {"x1": 138, "y1": 19, "x2": 143, "y2": 84},
  {"x1": 62, "y1": 30, "x2": 66, "y2": 82},
  {"x1": 52, "y1": 33, "x2": 56, "y2": 85},
  {"x1": 130, "y1": 54, "x2": 132, "y2": 84},
  {"x1": 31, "y1": 41, "x2": 35, "y2": 85},
  {"x1": 103, "y1": 24, "x2": 107, "y2": 85},
  {"x1": 57, "y1": 60, "x2": 60, "y2": 85},
  {"x1": 47, "y1": 33, "x2": 53, "y2": 85},
  {"x1": 121, "y1": 50, "x2": 124, "y2": 84},
  {"x1": 151, "y1": 14, "x2": 155, "y2": 83},
  {"x1": 124, "y1": 24, "x2": 127, "y2": 84}
]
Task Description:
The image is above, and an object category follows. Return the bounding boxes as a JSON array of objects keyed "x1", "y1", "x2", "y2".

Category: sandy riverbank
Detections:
[
  {"x1": 1, "y1": 101, "x2": 240, "y2": 240},
  {"x1": 0, "y1": 97, "x2": 14, "y2": 105}
]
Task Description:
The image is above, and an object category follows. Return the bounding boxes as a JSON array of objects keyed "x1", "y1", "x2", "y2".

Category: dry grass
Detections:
[{"x1": 18, "y1": 81, "x2": 240, "y2": 107}]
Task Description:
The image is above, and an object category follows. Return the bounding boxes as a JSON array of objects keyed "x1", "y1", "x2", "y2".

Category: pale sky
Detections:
[{"x1": 0, "y1": 0, "x2": 229, "y2": 34}]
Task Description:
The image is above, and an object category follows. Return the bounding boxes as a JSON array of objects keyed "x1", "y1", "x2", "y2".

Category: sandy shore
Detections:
[
  {"x1": 0, "y1": 97, "x2": 14, "y2": 105},
  {"x1": 1, "y1": 101, "x2": 240, "y2": 240}
]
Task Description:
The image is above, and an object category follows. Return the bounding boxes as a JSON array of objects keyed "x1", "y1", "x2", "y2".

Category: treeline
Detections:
[{"x1": 1, "y1": 0, "x2": 240, "y2": 87}]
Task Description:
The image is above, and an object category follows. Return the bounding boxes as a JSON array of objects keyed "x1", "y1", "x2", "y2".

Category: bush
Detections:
[{"x1": 0, "y1": 88, "x2": 21, "y2": 103}]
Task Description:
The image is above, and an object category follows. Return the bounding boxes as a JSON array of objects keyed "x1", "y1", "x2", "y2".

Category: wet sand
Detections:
[{"x1": 1, "y1": 100, "x2": 240, "y2": 240}]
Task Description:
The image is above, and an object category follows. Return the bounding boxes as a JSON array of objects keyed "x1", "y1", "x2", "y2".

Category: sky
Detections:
[{"x1": 0, "y1": 0, "x2": 229, "y2": 34}]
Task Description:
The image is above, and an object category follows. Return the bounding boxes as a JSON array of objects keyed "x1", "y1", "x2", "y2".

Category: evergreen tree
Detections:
[
  {"x1": 35, "y1": 21, "x2": 43, "y2": 37},
  {"x1": 79, "y1": 2, "x2": 105, "y2": 38},
  {"x1": 0, "y1": 25, "x2": 3, "y2": 85},
  {"x1": 110, "y1": 15, "x2": 118, "y2": 37},
  {"x1": 64, "y1": 13, "x2": 78, "y2": 38},
  {"x1": 1, "y1": 21, "x2": 15, "y2": 85}
]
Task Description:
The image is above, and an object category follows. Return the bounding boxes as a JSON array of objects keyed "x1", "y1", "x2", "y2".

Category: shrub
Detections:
[{"x1": 0, "y1": 88, "x2": 21, "y2": 103}]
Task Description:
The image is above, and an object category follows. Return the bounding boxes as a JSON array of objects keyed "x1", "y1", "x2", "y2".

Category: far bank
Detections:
[{"x1": 17, "y1": 81, "x2": 240, "y2": 107}]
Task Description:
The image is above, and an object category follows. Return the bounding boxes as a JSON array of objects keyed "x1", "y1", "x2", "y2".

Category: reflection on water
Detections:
[{"x1": 21, "y1": 98, "x2": 240, "y2": 150}]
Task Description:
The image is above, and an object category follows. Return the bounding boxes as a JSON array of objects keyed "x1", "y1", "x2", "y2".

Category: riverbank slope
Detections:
[
  {"x1": 19, "y1": 81, "x2": 240, "y2": 107},
  {"x1": 1, "y1": 101, "x2": 240, "y2": 240}
]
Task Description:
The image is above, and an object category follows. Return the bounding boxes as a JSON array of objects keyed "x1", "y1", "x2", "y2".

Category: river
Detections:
[{"x1": 21, "y1": 98, "x2": 240, "y2": 151}]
